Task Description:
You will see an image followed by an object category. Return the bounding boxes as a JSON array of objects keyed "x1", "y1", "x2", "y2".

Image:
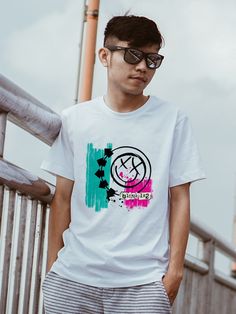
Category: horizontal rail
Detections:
[
  {"x1": 185, "y1": 253, "x2": 209, "y2": 275},
  {"x1": 215, "y1": 269, "x2": 236, "y2": 290},
  {"x1": 0, "y1": 158, "x2": 54, "y2": 203},
  {"x1": 184, "y1": 254, "x2": 236, "y2": 295},
  {"x1": 191, "y1": 216, "x2": 236, "y2": 260},
  {"x1": 0, "y1": 74, "x2": 61, "y2": 145}
]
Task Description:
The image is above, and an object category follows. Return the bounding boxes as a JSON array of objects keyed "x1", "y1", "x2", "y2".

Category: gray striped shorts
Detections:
[{"x1": 42, "y1": 271, "x2": 172, "y2": 314}]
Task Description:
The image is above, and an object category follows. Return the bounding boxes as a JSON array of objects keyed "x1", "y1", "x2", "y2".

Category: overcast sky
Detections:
[{"x1": 1, "y1": 0, "x2": 236, "y2": 273}]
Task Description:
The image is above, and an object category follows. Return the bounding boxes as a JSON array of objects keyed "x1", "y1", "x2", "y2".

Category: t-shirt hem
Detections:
[
  {"x1": 169, "y1": 170, "x2": 206, "y2": 187},
  {"x1": 50, "y1": 264, "x2": 165, "y2": 288}
]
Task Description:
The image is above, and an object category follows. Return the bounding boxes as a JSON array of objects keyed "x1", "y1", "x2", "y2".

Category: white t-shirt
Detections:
[{"x1": 41, "y1": 95, "x2": 206, "y2": 287}]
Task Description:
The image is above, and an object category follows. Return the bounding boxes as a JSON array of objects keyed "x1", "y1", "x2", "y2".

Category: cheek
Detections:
[
  {"x1": 108, "y1": 55, "x2": 130, "y2": 76},
  {"x1": 109, "y1": 64, "x2": 128, "y2": 80},
  {"x1": 147, "y1": 71, "x2": 156, "y2": 82}
]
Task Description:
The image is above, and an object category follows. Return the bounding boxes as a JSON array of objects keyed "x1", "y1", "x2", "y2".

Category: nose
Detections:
[{"x1": 134, "y1": 58, "x2": 147, "y2": 72}]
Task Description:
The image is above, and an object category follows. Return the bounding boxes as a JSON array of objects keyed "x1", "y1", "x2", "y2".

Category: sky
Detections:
[{"x1": 1, "y1": 0, "x2": 236, "y2": 273}]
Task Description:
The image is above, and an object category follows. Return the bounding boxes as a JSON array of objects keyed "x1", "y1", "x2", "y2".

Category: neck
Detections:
[{"x1": 104, "y1": 89, "x2": 149, "y2": 113}]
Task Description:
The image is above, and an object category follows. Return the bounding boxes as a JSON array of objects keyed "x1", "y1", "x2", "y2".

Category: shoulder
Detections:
[
  {"x1": 60, "y1": 96, "x2": 102, "y2": 121},
  {"x1": 150, "y1": 95, "x2": 188, "y2": 124}
]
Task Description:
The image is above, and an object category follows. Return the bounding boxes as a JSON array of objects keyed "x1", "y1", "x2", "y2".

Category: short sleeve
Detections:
[
  {"x1": 41, "y1": 111, "x2": 74, "y2": 180},
  {"x1": 169, "y1": 112, "x2": 206, "y2": 187}
]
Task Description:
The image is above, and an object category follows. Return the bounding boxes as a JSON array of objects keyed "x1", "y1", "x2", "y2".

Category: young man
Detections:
[{"x1": 41, "y1": 15, "x2": 206, "y2": 314}]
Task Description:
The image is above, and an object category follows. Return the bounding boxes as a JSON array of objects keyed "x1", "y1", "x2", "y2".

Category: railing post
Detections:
[
  {"x1": 0, "y1": 110, "x2": 7, "y2": 158},
  {"x1": 203, "y1": 238, "x2": 215, "y2": 314},
  {"x1": 0, "y1": 111, "x2": 8, "y2": 312},
  {"x1": 0, "y1": 110, "x2": 7, "y2": 225}
]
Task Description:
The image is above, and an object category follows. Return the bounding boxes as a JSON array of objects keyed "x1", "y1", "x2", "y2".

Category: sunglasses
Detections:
[{"x1": 105, "y1": 45, "x2": 164, "y2": 69}]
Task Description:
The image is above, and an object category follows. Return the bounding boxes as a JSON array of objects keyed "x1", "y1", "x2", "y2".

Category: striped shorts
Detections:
[{"x1": 42, "y1": 271, "x2": 172, "y2": 314}]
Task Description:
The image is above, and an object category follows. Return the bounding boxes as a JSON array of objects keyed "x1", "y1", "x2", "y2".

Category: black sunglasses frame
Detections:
[{"x1": 105, "y1": 45, "x2": 164, "y2": 69}]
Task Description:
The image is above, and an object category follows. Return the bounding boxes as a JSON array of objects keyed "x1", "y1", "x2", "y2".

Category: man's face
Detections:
[{"x1": 102, "y1": 40, "x2": 160, "y2": 96}]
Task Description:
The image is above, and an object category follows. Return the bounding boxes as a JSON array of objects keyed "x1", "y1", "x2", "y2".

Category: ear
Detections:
[{"x1": 98, "y1": 47, "x2": 109, "y2": 67}]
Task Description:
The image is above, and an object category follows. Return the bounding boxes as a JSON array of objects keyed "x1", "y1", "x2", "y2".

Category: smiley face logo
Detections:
[{"x1": 110, "y1": 146, "x2": 151, "y2": 192}]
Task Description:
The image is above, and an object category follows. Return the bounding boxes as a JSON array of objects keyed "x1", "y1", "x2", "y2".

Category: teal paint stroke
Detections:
[{"x1": 85, "y1": 143, "x2": 112, "y2": 212}]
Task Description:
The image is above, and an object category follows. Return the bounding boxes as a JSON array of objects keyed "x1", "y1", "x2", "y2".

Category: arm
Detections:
[
  {"x1": 163, "y1": 182, "x2": 191, "y2": 304},
  {"x1": 47, "y1": 175, "x2": 74, "y2": 272}
]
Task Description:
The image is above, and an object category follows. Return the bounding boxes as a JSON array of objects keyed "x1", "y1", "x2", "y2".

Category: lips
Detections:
[{"x1": 129, "y1": 76, "x2": 147, "y2": 83}]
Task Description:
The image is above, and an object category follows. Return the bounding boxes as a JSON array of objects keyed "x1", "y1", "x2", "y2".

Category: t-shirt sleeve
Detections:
[
  {"x1": 40, "y1": 111, "x2": 74, "y2": 180},
  {"x1": 169, "y1": 111, "x2": 206, "y2": 187}
]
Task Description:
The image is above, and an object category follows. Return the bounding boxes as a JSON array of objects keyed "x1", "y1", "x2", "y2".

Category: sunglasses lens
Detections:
[
  {"x1": 146, "y1": 54, "x2": 162, "y2": 69},
  {"x1": 124, "y1": 49, "x2": 143, "y2": 64},
  {"x1": 122, "y1": 47, "x2": 163, "y2": 69}
]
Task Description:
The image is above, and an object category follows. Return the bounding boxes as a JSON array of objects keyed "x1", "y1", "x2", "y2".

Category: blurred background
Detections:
[{"x1": 1, "y1": 0, "x2": 236, "y2": 275}]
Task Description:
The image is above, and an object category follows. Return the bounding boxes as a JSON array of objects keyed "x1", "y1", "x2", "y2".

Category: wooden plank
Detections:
[
  {"x1": 221, "y1": 284, "x2": 230, "y2": 314},
  {"x1": 189, "y1": 271, "x2": 199, "y2": 313},
  {"x1": 203, "y1": 239, "x2": 215, "y2": 314},
  {"x1": 38, "y1": 205, "x2": 50, "y2": 314},
  {"x1": 227, "y1": 286, "x2": 236, "y2": 314},
  {"x1": 10, "y1": 195, "x2": 27, "y2": 314},
  {"x1": 172, "y1": 268, "x2": 189, "y2": 314},
  {"x1": 18, "y1": 199, "x2": 38, "y2": 314},
  {"x1": 0, "y1": 189, "x2": 16, "y2": 313},
  {"x1": 28, "y1": 202, "x2": 45, "y2": 314},
  {"x1": 5, "y1": 193, "x2": 22, "y2": 314},
  {"x1": 197, "y1": 274, "x2": 208, "y2": 314},
  {"x1": 211, "y1": 281, "x2": 222, "y2": 314},
  {"x1": 183, "y1": 268, "x2": 193, "y2": 314}
]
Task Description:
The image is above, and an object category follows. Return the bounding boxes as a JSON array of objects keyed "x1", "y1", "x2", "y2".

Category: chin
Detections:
[{"x1": 123, "y1": 87, "x2": 145, "y2": 96}]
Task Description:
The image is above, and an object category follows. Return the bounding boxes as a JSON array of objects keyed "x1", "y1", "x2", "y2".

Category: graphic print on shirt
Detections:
[{"x1": 85, "y1": 143, "x2": 153, "y2": 212}]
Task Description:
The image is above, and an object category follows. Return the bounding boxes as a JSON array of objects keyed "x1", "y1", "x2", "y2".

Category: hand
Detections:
[{"x1": 162, "y1": 271, "x2": 183, "y2": 306}]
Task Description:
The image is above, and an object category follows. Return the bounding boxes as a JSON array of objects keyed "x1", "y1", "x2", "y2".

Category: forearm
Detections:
[
  {"x1": 47, "y1": 197, "x2": 71, "y2": 272},
  {"x1": 167, "y1": 184, "x2": 190, "y2": 277}
]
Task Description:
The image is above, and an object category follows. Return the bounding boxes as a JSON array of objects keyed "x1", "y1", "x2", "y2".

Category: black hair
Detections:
[{"x1": 103, "y1": 15, "x2": 164, "y2": 48}]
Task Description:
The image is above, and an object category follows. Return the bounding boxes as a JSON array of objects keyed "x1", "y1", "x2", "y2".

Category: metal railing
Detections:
[{"x1": 0, "y1": 73, "x2": 236, "y2": 313}]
